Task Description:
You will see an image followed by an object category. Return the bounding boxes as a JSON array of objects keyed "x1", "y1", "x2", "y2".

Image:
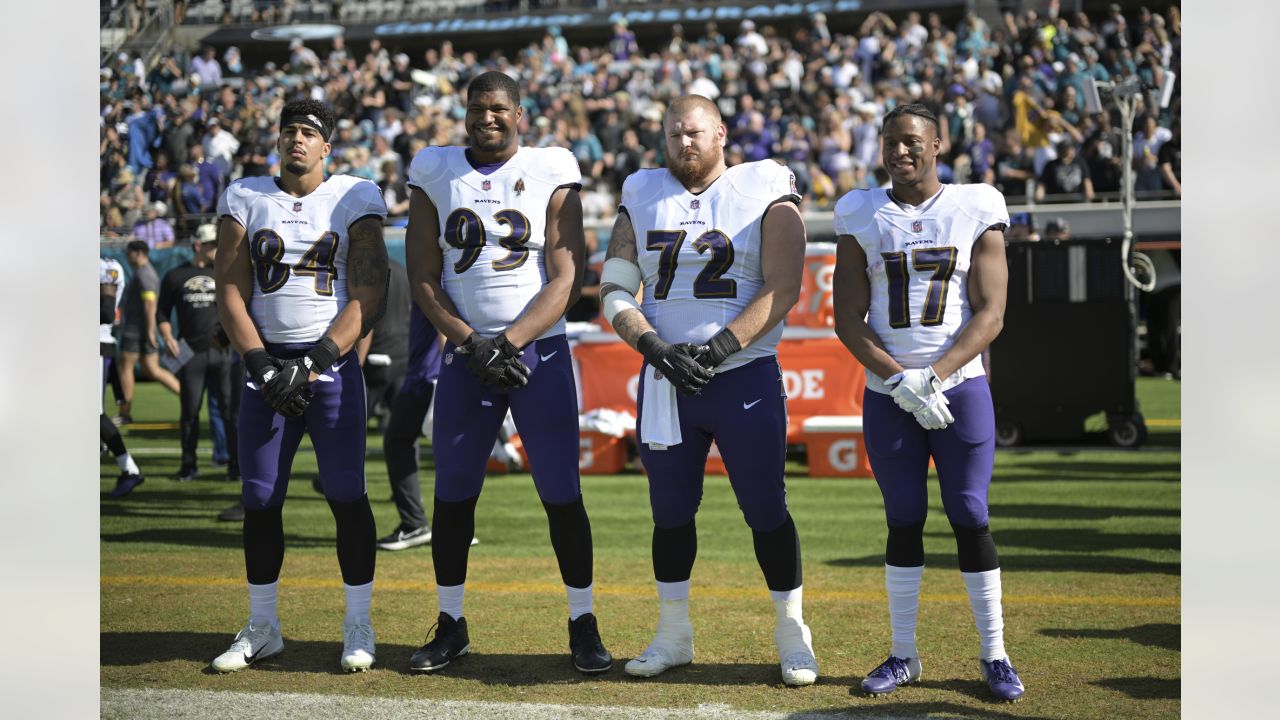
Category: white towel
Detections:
[{"x1": 640, "y1": 365, "x2": 682, "y2": 450}]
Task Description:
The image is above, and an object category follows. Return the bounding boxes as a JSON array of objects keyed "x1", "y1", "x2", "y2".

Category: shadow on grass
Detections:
[
  {"x1": 994, "y1": 460, "x2": 1180, "y2": 482},
  {"x1": 1093, "y1": 677, "x2": 1180, "y2": 700},
  {"x1": 1040, "y1": 623, "x2": 1179, "y2": 652},
  {"x1": 826, "y1": 553, "x2": 1179, "y2": 575},
  {"x1": 992, "y1": 503, "x2": 1179, "y2": 520},
  {"x1": 103, "y1": 632, "x2": 427, "y2": 675},
  {"x1": 99, "y1": 526, "x2": 343, "y2": 550},
  {"x1": 991, "y1": 528, "x2": 1179, "y2": 553},
  {"x1": 788, "y1": 698, "x2": 1057, "y2": 719}
]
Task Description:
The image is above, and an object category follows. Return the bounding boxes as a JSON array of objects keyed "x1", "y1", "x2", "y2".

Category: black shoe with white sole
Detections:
[
  {"x1": 410, "y1": 612, "x2": 470, "y2": 673},
  {"x1": 377, "y1": 525, "x2": 432, "y2": 551}
]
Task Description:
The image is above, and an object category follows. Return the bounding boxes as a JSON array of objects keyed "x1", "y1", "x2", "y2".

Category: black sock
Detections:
[
  {"x1": 100, "y1": 414, "x2": 126, "y2": 457},
  {"x1": 752, "y1": 513, "x2": 803, "y2": 592},
  {"x1": 432, "y1": 494, "x2": 480, "y2": 587},
  {"x1": 653, "y1": 519, "x2": 697, "y2": 583},
  {"x1": 952, "y1": 522, "x2": 1000, "y2": 573},
  {"x1": 244, "y1": 505, "x2": 285, "y2": 585},
  {"x1": 329, "y1": 495, "x2": 377, "y2": 586},
  {"x1": 886, "y1": 521, "x2": 927, "y2": 567},
  {"x1": 543, "y1": 496, "x2": 593, "y2": 588}
]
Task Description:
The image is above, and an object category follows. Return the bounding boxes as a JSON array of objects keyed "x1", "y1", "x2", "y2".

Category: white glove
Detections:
[
  {"x1": 912, "y1": 392, "x2": 955, "y2": 431},
  {"x1": 886, "y1": 367, "x2": 942, "y2": 413}
]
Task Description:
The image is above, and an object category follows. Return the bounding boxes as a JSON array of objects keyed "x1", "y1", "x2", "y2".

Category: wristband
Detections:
[{"x1": 305, "y1": 336, "x2": 342, "y2": 374}]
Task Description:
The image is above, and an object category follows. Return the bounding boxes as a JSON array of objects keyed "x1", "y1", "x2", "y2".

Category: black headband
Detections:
[{"x1": 281, "y1": 113, "x2": 330, "y2": 140}]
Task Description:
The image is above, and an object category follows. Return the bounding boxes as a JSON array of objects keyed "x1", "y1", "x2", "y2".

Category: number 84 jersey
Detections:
[
  {"x1": 408, "y1": 146, "x2": 582, "y2": 340},
  {"x1": 218, "y1": 174, "x2": 387, "y2": 343},
  {"x1": 622, "y1": 160, "x2": 801, "y2": 373},
  {"x1": 833, "y1": 184, "x2": 1008, "y2": 392}
]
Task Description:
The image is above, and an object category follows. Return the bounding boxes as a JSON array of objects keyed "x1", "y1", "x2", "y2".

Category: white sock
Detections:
[
  {"x1": 248, "y1": 581, "x2": 279, "y2": 629},
  {"x1": 962, "y1": 569, "x2": 1007, "y2": 662},
  {"x1": 656, "y1": 579, "x2": 690, "y2": 602},
  {"x1": 437, "y1": 583, "x2": 465, "y2": 620},
  {"x1": 115, "y1": 453, "x2": 140, "y2": 475},
  {"x1": 344, "y1": 580, "x2": 373, "y2": 625},
  {"x1": 886, "y1": 564, "x2": 923, "y2": 659},
  {"x1": 566, "y1": 584, "x2": 594, "y2": 620},
  {"x1": 771, "y1": 586, "x2": 804, "y2": 623}
]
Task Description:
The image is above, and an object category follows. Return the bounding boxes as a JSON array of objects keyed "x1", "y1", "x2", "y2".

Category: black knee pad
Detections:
[
  {"x1": 543, "y1": 496, "x2": 593, "y2": 588},
  {"x1": 886, "y1": 521, "x2": 926, "y2": 568},
  {"x1": 951, "y1": 523, "x2": 1000, "y2": 573},
  {"x1": 752, "y1": 513, "x2": 802, "y2": 592},
  {"x1": 432, "y1": 494, "x2": 480, "y2": 587},
  {"x1": 653, "y1": 519, "x2": 697, "y2": 583},
  {"x1": 243, "y1": 505, "x2": 285, "y2": 585}
]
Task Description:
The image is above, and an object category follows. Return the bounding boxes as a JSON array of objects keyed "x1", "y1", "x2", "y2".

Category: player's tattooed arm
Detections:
[
  {"x1": 323, "y1": 215, "x2": 389, "y2": 356},
  {"x1": 504, "y1": 186, "x2": 585, "y2": 347},
  {"x1": 405, "y1": 187, "x2": 475, "y2": 346},
  {"x1": 599, "y1": 210, "x2": 658, "y2": 351},
  {"x1": 832, "y1": 233, "x2": 903, "y2": 379},
  {"x1": 214, "y1": 215, "x2": 268, "y2": 356}
]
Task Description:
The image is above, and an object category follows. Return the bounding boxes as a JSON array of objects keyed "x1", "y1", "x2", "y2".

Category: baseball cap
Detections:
[
  {"x1": 194, "y1": 223, "x2": 217, "y2": 244},
  {"x1": 151, "y1": 201, "x2": 167, "y2": 215}
]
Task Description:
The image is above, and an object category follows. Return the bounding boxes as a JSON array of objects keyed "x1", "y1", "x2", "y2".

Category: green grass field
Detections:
[{"x1": 101, "y1": 377, "x2": 1180, "y2": 719}]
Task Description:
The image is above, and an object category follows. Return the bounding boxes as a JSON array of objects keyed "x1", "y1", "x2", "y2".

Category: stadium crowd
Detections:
[{"x1": 100, "y1": 3, "x2": 1181, "y2": 242}]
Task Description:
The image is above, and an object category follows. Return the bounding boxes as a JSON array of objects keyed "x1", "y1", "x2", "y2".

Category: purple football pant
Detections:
[
  {"x1": 862, "y1": 377, "x2": 996, "y2": 529},
  {"x1": 238, "y1": 343, "x2": 367, "y2": 510},
  {"x1": 432, "y1": 334, "x2": 581, "y2": 504},
  {"x1": 637, "y1": 356, "x2": 789, "y2": 531}
]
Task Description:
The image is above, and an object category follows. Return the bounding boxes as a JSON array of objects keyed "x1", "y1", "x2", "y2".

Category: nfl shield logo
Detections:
[
  {"x1": 911, "y1": 220, "x2": 923, "y2": 233},
  {"x1": 444, "y1": 353, "x2": 453, "y2": 366},
  {"x1": 293, "y1": 201, "x2": 303, "y2": 212},
  {"x1": 690, "y1": 199, "x2": 700, "y2": 210},
  {"x1": 481, "y1": 179, "x2": 492, "y2": 191}
]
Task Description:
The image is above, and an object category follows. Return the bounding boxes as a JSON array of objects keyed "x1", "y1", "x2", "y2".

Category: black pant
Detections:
[
  {"x1": 177, "y1": 347, "x2": 236, "y2": 472},
  {"x1": 383, "y1": 382, "x2": 433, "y2": 529},
  {"x1": 365, "y1": 357, "x2": 408, "y2": 427}
]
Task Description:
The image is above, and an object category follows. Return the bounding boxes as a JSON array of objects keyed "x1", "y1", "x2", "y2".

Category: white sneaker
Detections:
[
  {"x1": 341, "y1": 622, "x2": 376, "y2": 672},
  {"x1": 774, "y1": 617, "x2": 819, "y2": 686},
  {"x1": 624, "y1": 618, "x2": 694, "y2": 678},
  {"x1": 211, "y1": 621, "x2": 284, "y2": 673}
]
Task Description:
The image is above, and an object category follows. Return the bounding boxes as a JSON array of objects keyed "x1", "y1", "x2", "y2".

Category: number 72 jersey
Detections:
[
  {"x1": 833, "y1": 184, "x2": 1008, "y2": 386},
  {"x1": 218, "y1": 174, "x2": 388, "y2": 343}
]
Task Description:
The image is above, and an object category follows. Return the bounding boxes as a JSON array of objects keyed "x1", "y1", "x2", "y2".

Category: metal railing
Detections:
[{"x1": 101, "y1": 2, "x2": 176, "y2": 68}]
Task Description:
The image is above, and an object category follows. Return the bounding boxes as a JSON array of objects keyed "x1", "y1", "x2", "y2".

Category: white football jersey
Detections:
[
  {"x1": 407, "y1": 146, "x2": 581, "y2": 339},
  {"x1": 218, "y1": 174, "x2": 387, "y2": 343},
  {"x1": 622, "y1": 160, "x2": 800, "y2": 373},
  {"x1": 100, "y1": 257, "x2": 125, "y2": 343},
  {"x1": 833, "y1": 183, "x2": 1009, "y2": 393}
]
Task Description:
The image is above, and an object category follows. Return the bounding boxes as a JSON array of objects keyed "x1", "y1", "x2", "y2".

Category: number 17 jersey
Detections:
[
  {"x1": 407, "y1": 145, "x2": 582, "y2": 340},
  {"x1": 833, "y1": 183, "x2": 1008, "y2": 392}
]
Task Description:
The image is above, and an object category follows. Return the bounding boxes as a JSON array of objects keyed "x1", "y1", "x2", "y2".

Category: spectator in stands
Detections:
[
  {"x1": 1158, "y1": 118, "x2": 1180, "y2": 197},
  {"x1": 143, "y1": 151, "x2": 176, "y2": 204},
  {"x1": 1036, "y1": 139, "x2": 1094, "y2": 203},
  {"x1": 962, "y1": 121, "x2": 996, "y2": 186},
  {"x1": 1043, "y1": 217, "x2": 1071, "y2": 242},
  {"x1": 188, "y1": 142, "x2": 222, "y2": 213},
  {"x1": 1133, "y1": 113, "x2": 1172, "y2": 194},
  {"x1": 609, "y1": 19, "x2": 638, "y2": 62},
  {"x1": 202, "y1": 117, "x2": 240, "y2": 182},
  {"x1": 173, "y1": 164, "x2": 206, "y2": 239},
  {"x1": 133, "y1": 201, "x2": 175, "y2": 249},
  {"x1": 1083, "y1": 110, "x2": 1124, "y2": 196},
  {"x1": 995, "y1": 129, "x2": 1035, "y2": 200},
  {"x1": 379, "y1": 160, "x2": 410, "y2": 218},
  {"x1": 189, "y1": 46, "x2": 222, "y2": 90}
]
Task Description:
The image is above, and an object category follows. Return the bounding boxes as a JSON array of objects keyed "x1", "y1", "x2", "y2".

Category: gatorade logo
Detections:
[
  {"x1": 828, "y1": 438, "x2": 861, "y2": 473},
  {"x1": 782, "y1": 369, "x2": 825, "y2": 399}
]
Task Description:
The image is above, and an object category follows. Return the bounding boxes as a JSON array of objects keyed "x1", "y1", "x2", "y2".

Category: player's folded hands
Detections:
[
  {"x1": 912, "y1": 391, "x2": 954, "y2": 431},
  {"x1": 464, "y1": 332, "x2": 527, "y2": 389},
  {"x1": 887, "y1": 367, "x2": 943, "y2": 413},
  {"x1": 637, "y1": 332, "x2": 712, "y2": 396},
  {"x1": 264, "y1": 357, "x2": 314, "y2": 416}
]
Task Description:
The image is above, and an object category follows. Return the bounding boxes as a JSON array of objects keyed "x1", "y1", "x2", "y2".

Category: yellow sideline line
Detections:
[
  {"x1": 102, "y1": 575, "x2": 1177, "y2": 608},
  {"x1": 1146, "y1": 418, "x2": 1181, "y2": 427}
]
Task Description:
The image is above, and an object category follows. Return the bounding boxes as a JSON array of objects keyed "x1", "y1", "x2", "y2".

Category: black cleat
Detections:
[
  {"x1": 172, "y1": 466, "x2": 199, "y2": 482},
  {"x1": 217, "y1": 503, "x2": 245, "y2": 522},
  {"x1": 108, "y1": 472, "x2": 145, "y2": 497},
  {"x1": 569, "y1": 612, "x2": 613, "y2": 674},
  {"x1": 410, "y1": 612, "x2": 471, "y2": 673}
]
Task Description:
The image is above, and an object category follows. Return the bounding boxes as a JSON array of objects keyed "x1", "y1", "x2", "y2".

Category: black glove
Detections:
[
  {"x1": 244, "y1": 348, "x2": 280, "y2": 388},
  {"x1": 637, "y1": 332, "x2": 712, "y2": 396},
  {"x1": 696, "y1": 328, "x2": 742, "y2": 370},
  {"x1": 261, "y1": 337, "x2": 341, "y2": 417},
  {"x1": 464, "y1": 333, "x2": 529, "y2": 390}
]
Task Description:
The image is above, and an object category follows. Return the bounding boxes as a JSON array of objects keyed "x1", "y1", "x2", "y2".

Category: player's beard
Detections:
[
  {"x1": 669, "y1": 145, "x2": 723, "y2": 188},
  {"x1": 470, "y1": 126, "x2": 512, "y2": 154},
  {"x1": 283, "y1": 159, "x2": 309, "y2": 176}
]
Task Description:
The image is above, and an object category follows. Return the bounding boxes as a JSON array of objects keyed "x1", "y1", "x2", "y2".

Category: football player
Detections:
[
  {"x1": 832, "y1": 103, "x2": 1025, "y2": 702},
  {"x1": 101, "y1": 255, "x2": 144, "y2": 497},
  {"x1": 211, "y1": 99, "x2": 390, "y2": 674},
  {"x1": 403, "y1": 71, "x2": 611, "y2": 674},
  {"x1": 599, "y1": 95, "x2": 817, "y2": 686}
]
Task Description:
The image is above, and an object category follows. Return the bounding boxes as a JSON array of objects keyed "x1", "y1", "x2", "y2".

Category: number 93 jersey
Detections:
[
  {"x1": 833, "y1": 183, "x2": 1008, "y2": 392},
  {"x1": 407, "y1": 146, "x2": 582, "y2": 340},
  {"x1": 218, "y1": 174, "x2": 388, "y2": 343},
  {"x1": 622, "y1": 160, "x2": 801, "y2": 373}
]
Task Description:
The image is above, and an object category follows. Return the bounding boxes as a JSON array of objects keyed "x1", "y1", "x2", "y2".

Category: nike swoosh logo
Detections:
[
  {"x1": 540, "y1": 351, "x2": 558, "y2": 361},
  {"x1": 486, "y1": 348, "x2": 501, "y2": 367},
  {"x1": 287, "y1": 366, "x2": 298, "y2": 384},
  {"x1": 332, "y1": 360, "x2": 347, "y2": 371},
  {"x1": 743, "y1": 399, "x2": 762, "y2": 409}
]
